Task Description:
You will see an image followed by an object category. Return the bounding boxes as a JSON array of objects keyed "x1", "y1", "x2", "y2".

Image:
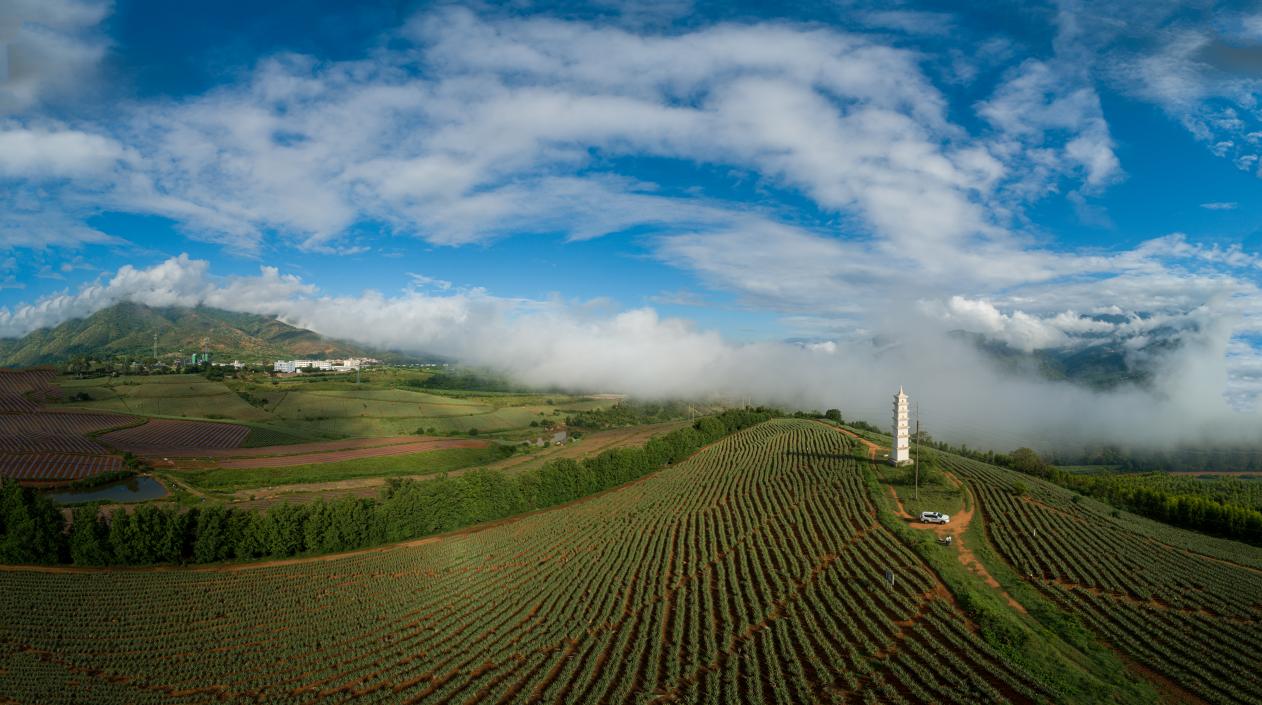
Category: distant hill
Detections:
[
  {"x1": 0, "y1": 302, "x2": 414, "y2": 366},
  {"x1": 952, "y1": 330, "x2": 1178, "y2": 390}
]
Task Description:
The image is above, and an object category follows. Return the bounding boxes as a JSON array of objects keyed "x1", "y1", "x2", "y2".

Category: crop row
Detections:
[
  {"x1": 0, "y1": 420, "x2": 1053, "y2": 704},
  {"x1": 0, "y1": 452, "x2": 123, "y2": 481},
  {"x1": 0, "y1": 412, "x2": 137, "y2": 454},
  {"x1": 0, "y1": 369, "x2": 59, "y2": 412},
  {"x1": 942, "y1": 454, "x2": 1262, "y2": 705},
  {"x1": 99, "y1": 419, "x2": 250, "y2": 451}
]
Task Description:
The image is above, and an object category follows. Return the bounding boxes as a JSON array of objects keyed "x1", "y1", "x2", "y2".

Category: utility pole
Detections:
[
  {"x1": 914, "y1": 402, "x2": 920, "y2": 501},
  {"x1": 152, "y1": 331, "x2": 158, "y2": 361}
]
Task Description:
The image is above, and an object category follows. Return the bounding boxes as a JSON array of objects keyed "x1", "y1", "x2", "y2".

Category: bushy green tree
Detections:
[{"x1": 69, "y1": 505, "x2": 112, "y2": 565}]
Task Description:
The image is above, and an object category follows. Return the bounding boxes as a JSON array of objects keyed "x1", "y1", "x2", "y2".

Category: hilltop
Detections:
[{"x1": 0, "y1": 302, "x2": 404, "y2": 366}]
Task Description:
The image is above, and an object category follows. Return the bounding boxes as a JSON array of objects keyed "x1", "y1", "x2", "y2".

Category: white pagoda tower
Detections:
[{"x1": 891, "y1": 386, "x2": 911, "y2": 466}]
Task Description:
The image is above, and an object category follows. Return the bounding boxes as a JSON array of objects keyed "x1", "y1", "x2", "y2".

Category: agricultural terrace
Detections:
[
  {"x1": 0, "y1": 420, "x2": 1055, "y2": 704},
  {"x1": 0, "y1": 408, "x2": 139, "y2": 483},
  {"x1": 57, "y1": 372, "x2": 618, "y2": 442},
  {"x1": 177, "y1": 444, "x2": 504, "y2": 495},
  {"x1": 214, "y1": 423, "x2": 692, "y2": 510},
  {"x1": 944, "y1": 455, "x2": 1262, "y2": 705},
  {"x1": 0, "y1": 368, "x2": 59, "y2": 412},
  {"x1": 0, "y1": 453, "x2": 123, "y2": 482}
]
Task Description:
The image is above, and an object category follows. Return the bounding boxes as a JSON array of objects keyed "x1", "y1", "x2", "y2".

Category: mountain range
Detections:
[{"x1": 0, "y1": 302, "x2": 406, "y2": 367}]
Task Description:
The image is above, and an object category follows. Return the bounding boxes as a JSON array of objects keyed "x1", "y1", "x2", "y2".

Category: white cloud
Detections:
[
  {"x1": 979, "y1": 59, "x2": 1121, "y2": 191},
  {"x1": 4, "y1": 9, "x2": 1097, "y2": 261},
  {"x1": 854, "y1": 10, "x2": 955, "y2": 37},
  {"x1": 1200, "y1": 201, "x2": 1238, "y2": 210},
  {"x1": 0, "y1": 125, "x2": 127, "y2": 177},
  {"x1": 0, "y1": 0, "x2": 110, "y2": 113},
  {"x1": 406, "y1": 273, "x2": 452, "y2": 291},
  {"x1": 1101, "y1": 10, "x2": 1262, "y2": 174},
  {"x1": 4, "y1": 254, "x2": 1260, "y2": 450}
]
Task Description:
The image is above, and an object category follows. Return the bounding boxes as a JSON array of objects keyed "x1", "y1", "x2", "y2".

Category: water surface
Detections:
[{"x1": 49, "y1": 476, "x2": 169, "y2": 505}]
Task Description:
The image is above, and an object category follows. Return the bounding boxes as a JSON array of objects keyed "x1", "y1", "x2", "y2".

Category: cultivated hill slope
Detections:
[
  {"x1": 0, "y1": 302, "x2": 396, "y2": 366},
  {"x1": 0, "y1": 420, "x2": 1186, "y2": 705}
]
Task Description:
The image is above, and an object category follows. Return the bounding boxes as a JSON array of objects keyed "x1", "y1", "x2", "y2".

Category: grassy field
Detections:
[
  {"x1": 60, "y1": 374, "x2": 272, "y2": 422},
  {"x1": 871, "y1": 456, "x2": 966, "y2": 519},
  {"x1": 171, "y1": 445, "x2": 506, "y2": 493},
  {"x1": 55, "y1": 370, "x2": 615, "y2": 441}
]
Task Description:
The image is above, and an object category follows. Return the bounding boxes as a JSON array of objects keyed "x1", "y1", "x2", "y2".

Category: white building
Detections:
[
  {"x1": 891, "y1": 386, "x2": 911, "y2": 466},
  {"x1": 273, "y1": 359, "x2": 334, "y2": 373}
]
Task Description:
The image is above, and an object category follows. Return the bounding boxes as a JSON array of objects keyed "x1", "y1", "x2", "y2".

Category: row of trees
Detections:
[{"x1": 0, "y1": 409, "x2": 777, "y2": 567}]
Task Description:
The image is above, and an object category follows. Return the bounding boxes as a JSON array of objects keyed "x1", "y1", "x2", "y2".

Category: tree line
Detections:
[{"x1": 0, "y1": 408, "x2": 777, "y2": 567}]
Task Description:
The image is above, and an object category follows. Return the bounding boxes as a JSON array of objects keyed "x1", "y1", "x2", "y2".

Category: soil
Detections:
[
  {"x1": 1109, "y1": 645, "x2": 1213, "y2": 705},
  {"x1": 148, "y1": 436, "x2": 488, "y2": 469},
  {"x1": 211, "y1": 439, "x2": 489, "y2": 469}
]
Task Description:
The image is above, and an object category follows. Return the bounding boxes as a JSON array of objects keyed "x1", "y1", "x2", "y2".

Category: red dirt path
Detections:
[
  {"x1": 150, "y1": 435, "x2": 426, "y2": 460},
  {"x1": 210, "y1": 438, "x2": 491, "y2": 468},
  {"x1": 819, "y1": 421, "x2": 1027, "y2": 614}
]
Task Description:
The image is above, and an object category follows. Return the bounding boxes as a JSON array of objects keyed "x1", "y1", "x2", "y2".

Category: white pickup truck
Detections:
[{"x1": 919, "y1": 511, "x2": 950, "y2": 524}]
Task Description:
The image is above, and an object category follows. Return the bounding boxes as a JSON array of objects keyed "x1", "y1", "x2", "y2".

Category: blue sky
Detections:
[{"x1": 1, "y1": 0, "x2": 1261, "y2": 442}]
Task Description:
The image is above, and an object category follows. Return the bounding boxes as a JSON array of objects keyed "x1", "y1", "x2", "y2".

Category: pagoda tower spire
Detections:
[{"x1": 891, "y1": 386, "x2": 911, "y2": 466}]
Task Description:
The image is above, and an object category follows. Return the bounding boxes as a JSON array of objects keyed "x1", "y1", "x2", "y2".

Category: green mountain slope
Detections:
[{"x1": 0, "y1": 302, "x2": 395, "y2": 366}]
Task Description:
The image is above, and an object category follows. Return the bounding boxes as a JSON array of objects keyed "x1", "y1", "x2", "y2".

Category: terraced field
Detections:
[
  {"x1": 0, "y1": 409, "x2": 138, "y2": 483},
  {"x1": 62, "y1": 375, "x2": 272, "y2": 422},
  {"x1": 98, "y1": 419, "x2": 250, "y2": 452},
  {"x1": 0, "y1": 368, "x2": 59, "y2": 412},
  {"x1": 268, "y1": 389, "x2": 557, "y2": 436},
  {"x1": 0, "y1": 452, "x2": 123, "y2": 482},
  {"x1": 0, "y1": 420, "x2": 1052, "y2": 704},
  {"x1": 943, "y1": 455, "x2": 1262, "y2": 705}
]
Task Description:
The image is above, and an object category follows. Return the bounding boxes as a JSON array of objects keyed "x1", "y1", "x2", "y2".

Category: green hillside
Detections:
[{"x1": 0, "y1": 302, "x2": 392, "y2": 366}]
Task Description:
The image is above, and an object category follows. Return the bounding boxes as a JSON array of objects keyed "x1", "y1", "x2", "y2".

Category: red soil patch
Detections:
[
  {"x1": 211, "y1": 438, "x2": 491, "y2": 469},
  {"x1": 152, "y1": 435, "x2": 427, "y2": 460}
]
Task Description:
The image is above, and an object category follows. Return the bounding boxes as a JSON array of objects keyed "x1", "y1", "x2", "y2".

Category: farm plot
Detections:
[
  {"x1": 267, "y1": 389, "x2": 558, "y2": 436},
  {"x1": 213, "y1": 438, "x2": 491, "y2": 468},
  {"x1": 0, "y1": 420, "x2": 1054, "y2": 705},
  {"x1": 0, "y1": 452, "x2": 123, "y2": 482},
  {"x1": 0, "y1": 412, "x2": 138, "y2": 454},
  {"x1": 271, "y1": 389, "x2": 491, "y2": 419},
  {"x1": 63, "y1": 375, "x2": 271, "y2": 422},
  {"x1": 0, "y1": 368, "x2": 58, "y2": 412},
  {"x1": 99, "y1": 419, "x2": 249, "y2": 452},
  {"x1": 944, "y1": 455, "x2": 1262, "y2": 705},
  {"x1": 154, "y1": 435, "x2": 425, "y2": 460}
]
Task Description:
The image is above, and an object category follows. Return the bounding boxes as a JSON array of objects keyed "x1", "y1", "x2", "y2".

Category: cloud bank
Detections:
[{"x1": 3, "y1": 254, "x2": 1259, "y2": 452}]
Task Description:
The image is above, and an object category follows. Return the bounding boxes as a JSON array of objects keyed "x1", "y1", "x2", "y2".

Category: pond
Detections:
[{"x1": 48, "y1": 476, "x2": 169, "y2": 505}]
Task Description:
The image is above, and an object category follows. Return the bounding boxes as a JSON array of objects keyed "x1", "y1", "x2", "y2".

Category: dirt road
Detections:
[{"x1": 816, "y1": 421, "x2": 1027, "y2": 615}]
